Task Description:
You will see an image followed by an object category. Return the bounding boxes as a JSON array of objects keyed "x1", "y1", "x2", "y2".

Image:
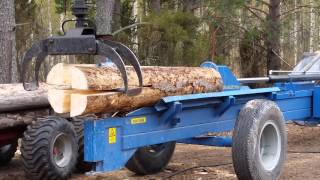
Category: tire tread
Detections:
[{"x1": 21, "y1": 116, "x2": 77, "y2": 180}]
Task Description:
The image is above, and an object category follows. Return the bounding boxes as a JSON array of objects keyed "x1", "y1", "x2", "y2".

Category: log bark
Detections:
[
  {"x1": 0, "y1": 0, "x2": 18, "y2": 83},
  {"x1": 47, "y1": 63, "x2": 223, "y2": 117},
  {"x1": 0, "y1": 83, "x2": 50, "y2": 130},
  {"x1": 51, "y1": 86, "x2": 223, "y2": 117},
  {"x1": 0, "y1": 83, "x2": 49, "y2": 112},
  {"x1": 70, "y1": 88, "x2": 162, "y2": 117},
  {"x1": 0, "y1": 109, "x2": 51, "y2": 130},
  {"x1": 47, "y1": 63, "x2": 223, "y2": 92}
]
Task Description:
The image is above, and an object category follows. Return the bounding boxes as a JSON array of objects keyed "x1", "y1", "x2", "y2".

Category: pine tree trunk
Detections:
[
  {"x1": 132, "y1": 0, "x2": 144, "y2": 53},
  {"x1": 112, "y1": 0, "x2": 121, "y2": 32},
  {"x1": 309, "y1": 0, "x2": 315, "y2": 52},
  {"x1": 293, "y1": 0, "x2": 298, "y2": 65},
  {"x1": 96, "y1": 0, "x2": 115, "y2": 35},
  {"x1": 266, "y1": 0, "x2": 281, "y2": 73},
  {"x1": 0, "y1": 0, "x2": 18, "y2": 83},
  {"x1": 183, "y1": 0, "x2": 196, "y2": 12},
  {"x1": 150, "y1": 0, "x2": 161, "y2": 13}
]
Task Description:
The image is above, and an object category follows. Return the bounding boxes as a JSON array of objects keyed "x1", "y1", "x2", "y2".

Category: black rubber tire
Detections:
[
  {"x1": 232, "y1": 99, "x2": 287, "y2": 180},
  {"x1": 0, "y1": 140, "x2": 18, "y2": 166},
  {"x1": 126, "y1": 142, "x2": 176, "y2": 175},
  {"x1": 70, "y1": 116, "x2": 93, "y2": 172},
  {"x1": 21, "y1": 116, "x2": 78, "y2": 180}
]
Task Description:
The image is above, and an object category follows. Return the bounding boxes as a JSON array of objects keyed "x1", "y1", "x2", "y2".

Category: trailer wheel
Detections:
[
  {"x1": 21, "y1": 117, "x2": 78, "y2": 180},
  {"x1": 70, "y1": 116, "x2": 93, "y2": 172},
  {"x1": 232, "y1": 99, "x2": 287, "y2": 180},
  {"x1": 0, "y1": 141, "x2": 18, "y2": 166},
  {"x1": 126, "y1": 141, "x2": 176, "y2": 175}
]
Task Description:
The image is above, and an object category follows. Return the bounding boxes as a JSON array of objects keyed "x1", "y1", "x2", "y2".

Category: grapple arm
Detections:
[
  {"x1": 21, "y1": 0, "x2": 143, "y2": 95},
  {"x1": 21, "y1": 29, "x2": 143, "y2": 95}
]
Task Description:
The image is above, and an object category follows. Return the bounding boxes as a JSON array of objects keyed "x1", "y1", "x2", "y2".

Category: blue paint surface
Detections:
[{"x1": 83, "y1": 65, "x2": 320, "y2": 173}]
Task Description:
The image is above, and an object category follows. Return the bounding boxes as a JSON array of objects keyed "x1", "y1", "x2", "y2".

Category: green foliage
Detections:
[
  {"x1": 134, "y1": 10, "x2": 209, "y2": 66},
  {"x1": 149, "y1": 11, "x2": 199, "y2": 42},
  {"x1": 239, "y1": 27, "x2": 265, "y2": 78},
  {"x1": 54, "y1": 0, "x2": 70, "y2": 14}
]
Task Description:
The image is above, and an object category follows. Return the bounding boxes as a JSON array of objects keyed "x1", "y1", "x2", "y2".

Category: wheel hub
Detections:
[
  {"x1": 52, "y1": 133, "x2": 73, "y2": 168},
  {"x1": 259, "y1": 121, "x2": 281, "y2": 171},
  {"x1": 0, "y1": 144, "x2": 11, "y2": 154}
]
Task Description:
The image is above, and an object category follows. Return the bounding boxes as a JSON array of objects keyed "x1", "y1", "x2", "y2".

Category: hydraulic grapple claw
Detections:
[
  {"x1": 21, "y1": 29, "x2": 143, "y2": 95},
  {"x1": 96, "y1": 41, "x2": 129, "y2": 93},
  {"x1": 21, "y1": 0, "x2": 143, "y2": 95},
  {"x1": 102, "y1": 40, "x2": 143, "y2": 95},
  {"x1": 21, "y1": 40, "x2": 44, "y2": 91}
]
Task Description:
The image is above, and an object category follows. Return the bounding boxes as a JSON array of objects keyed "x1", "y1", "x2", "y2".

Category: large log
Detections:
[
  {"x1": 70, "y1": 88, "x2": 166, "y2": 117},
  {"x1": 0, "y1": 83, "x2": 49, "y2": 112},
  {"x1": 70, "y1": 66, "x2": 223, "y2": 91},
  {"x1": 46, "y1": 63, "x2": 223, "y2": 91},
  {"x1": 47, "y1": 64, "x2": 223, "y2": 117}
]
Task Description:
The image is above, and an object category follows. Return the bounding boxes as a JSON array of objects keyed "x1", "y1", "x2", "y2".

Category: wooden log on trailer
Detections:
[
  {"x1": 0, "y1": 83, "x2": 50, "y2": 130},
  {"x1": 0, "y1": 109, "x2": 51, "y2": 130},
  {"x1": 0, "y1": 83, "x2": 49, "y2": 112},
  {"x1": 46, "y1": 63, "x2": 223, "y2": 91},
  {"x1": 47, "y1": 63, "x2": 223, "y2": 117}
]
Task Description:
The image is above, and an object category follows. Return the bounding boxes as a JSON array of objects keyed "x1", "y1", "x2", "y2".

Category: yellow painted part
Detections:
[
  {"x1": 131, "y1": 117, "x2": 147, "y2": 124},
  {"x1": 108, "y1": 127, "x2": 117, "y2": 144}
]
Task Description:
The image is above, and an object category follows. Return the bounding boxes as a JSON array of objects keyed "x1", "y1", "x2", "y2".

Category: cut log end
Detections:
[
  {"x1": 48, "y1": 89, "x2": 100, "y2": 114},
  {"x1": 48, "y1": 89, "x2": 72, "y2": 113},
  {"x1": 46, "y1": 63, "x2": 95, "y2": 88},
  {"x1": 70, "y1": 93, "x2": 87, "y2": 117},
  {"x1": 71, "y1": 67, "x2": 88, "y2": 90},
  {"x1": 46, "y1": 63, "x2": 70, "y2": 86},
  {"x1": 70, "y1": 92, "x2": 120, "y2": 117}
]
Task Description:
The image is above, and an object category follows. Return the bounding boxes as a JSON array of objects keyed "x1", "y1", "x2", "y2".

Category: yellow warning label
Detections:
[
  {"x1": 108, "y1": 127, "x2": 116, "y2": 144},
  {"x1": 131, "y1": 117, "x2": 147, "y2": 124}
]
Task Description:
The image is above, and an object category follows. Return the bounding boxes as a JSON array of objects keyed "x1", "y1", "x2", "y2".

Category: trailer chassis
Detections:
[{"x1": 83, "y1": 62, "x2": 320, "y2": 177}]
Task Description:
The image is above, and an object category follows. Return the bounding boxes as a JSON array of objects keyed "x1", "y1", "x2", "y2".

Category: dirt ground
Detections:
[{"x1": 0, "y1": 123, "x2": 319, "y2": 180}]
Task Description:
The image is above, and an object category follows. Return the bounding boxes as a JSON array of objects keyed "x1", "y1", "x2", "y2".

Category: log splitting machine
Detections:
[
  {"x1": 21, "y1": 0, "x2": 143, "y2": 95},
  {"x1": 17, "y1": 1, "x2": 320, "y2": 179}
]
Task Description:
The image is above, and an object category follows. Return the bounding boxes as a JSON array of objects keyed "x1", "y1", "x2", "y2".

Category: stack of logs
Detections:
[
  {"x1": 0, "y1": 83, "x2": 50, "y2": 130},
  {"x1": 46, "y1": 63, "x2": 223, "y2": 117}
]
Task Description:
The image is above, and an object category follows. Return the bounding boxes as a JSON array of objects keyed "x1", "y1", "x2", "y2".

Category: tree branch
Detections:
[
  {"x1": 244, "y1": 5, "x2": 268, "y2": 16},
  {"x1": 256, "y1": 0, "x2": 271, "y2": 7},
  {"x1": 280, "y1": 5, "x2": 320, "y2": 18},
  {"x1": 244, "y1": 5, "x2": 266, "y2": 22},
  {"x1": 112, "y1": 22, "x2": 153, "y2": 35}
]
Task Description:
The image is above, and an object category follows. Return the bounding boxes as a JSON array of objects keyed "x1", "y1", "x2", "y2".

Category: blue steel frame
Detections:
[{"x1": 84, "y1": 62, "x2": 320, "y2": 173}]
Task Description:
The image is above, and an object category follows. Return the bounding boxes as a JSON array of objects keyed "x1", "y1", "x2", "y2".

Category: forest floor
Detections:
[{"x1": 0, "y1": 123, "x2": 319, "y2": 180}]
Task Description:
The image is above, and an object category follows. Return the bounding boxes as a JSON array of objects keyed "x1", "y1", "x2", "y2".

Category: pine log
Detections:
[
  {"x1": 0, "y1": 109, "x2": 51, "y2": 130},
  {"x1": 70, "y1": 88, "x2": 163, "y2": 117},
  {"x1": 46, "y1": 63, "x2": 223, "y2": 92},
  {"x1": 47, "y1": 64, "x2": 223, "y2": 117},
  {"x1": 50, "y1": 87, "x2": 201, "y2": 117},
  {"x1": 46, "y1": 63, "x2": 94, "y2": 89},
  {"x1": 71, "y1": 66, "x2": 223, "y2": 91},
  {"x1": 0, "y1": 83, "x2": 49, "y2": 112},
  {"x1": 48, "y1": 89, "x2": 98, "y2": 113}
]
